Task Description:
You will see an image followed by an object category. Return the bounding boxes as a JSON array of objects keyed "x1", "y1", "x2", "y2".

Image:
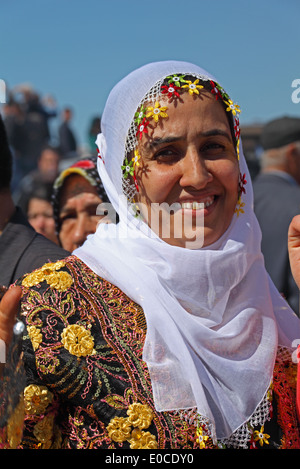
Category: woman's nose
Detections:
[
  {"x1": 72, "y1": 215, "x2": 97, "y2": 248},
  {"x1": 179, "y1": 149, "x2": 213, "y2": 189}
]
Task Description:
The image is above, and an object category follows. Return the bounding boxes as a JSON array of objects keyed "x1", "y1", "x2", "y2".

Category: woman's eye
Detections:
[
  {"x1": 153, "y1": 148, "x2": 181, "y2": 163},
  {"x1": 202, "y1": 142, "x2": 225, "y2": 152}
]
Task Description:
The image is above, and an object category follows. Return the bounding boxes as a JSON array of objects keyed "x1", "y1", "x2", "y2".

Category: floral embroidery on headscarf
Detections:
[
  {"x1": 121, "y1": 72, "x2": 243, "y2": 218},
  {"x1": 146, "y1": 101, "x2": 168, "y2": 123},
  {"x1": 224, "y1": 98, "x2": 241, "y2": 116},
  {"x1": 182, "y1": 78, "x2": 204, "y2": 95}
]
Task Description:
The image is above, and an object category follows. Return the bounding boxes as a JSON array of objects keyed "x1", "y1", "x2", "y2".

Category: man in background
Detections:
[{"x1": 253, "y1": 116, "x2": 300, "y2": 315}]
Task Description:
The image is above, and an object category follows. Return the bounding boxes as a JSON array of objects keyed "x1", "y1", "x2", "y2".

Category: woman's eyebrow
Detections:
[{"x1": 147, "y1": 129, "x2": 232, "y2": 149}]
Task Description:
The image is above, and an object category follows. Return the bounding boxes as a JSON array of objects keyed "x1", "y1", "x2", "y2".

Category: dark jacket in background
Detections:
[
  {"x1": 0, "y1": 207, "x2": 69, "y2": 287},
  {"x1": 253, "y1": 172, "x2": 300, "y2": 315}
]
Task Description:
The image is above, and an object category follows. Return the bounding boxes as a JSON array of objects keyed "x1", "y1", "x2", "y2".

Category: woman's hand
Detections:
[{"x1": 288, "y1": 215, "x2": 300, "y2": 290}]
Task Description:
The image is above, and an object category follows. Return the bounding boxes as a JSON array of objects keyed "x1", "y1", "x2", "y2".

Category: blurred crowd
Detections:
[
  {"x1": 1, "y1": 82, "x2": 300, "y2": 317},
  {"x1": 0, "y1": 83, "x2": 107, "y2": 253}
]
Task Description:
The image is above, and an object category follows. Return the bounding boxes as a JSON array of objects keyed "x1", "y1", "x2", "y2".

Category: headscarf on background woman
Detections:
[
  {"x1": 74, "y1": 61, "x2": 300, "y2": 441},
  {"x1": 51, "y1": 156, "x2": 110, "y2": 251}
]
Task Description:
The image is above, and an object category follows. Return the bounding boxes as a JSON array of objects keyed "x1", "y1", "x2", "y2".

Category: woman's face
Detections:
[
  {"x1": 58, "y1": 174, "x2": 104, "y2": 252},
  {"x1": 134, "y1": 91, "x2": 239, "y2": 248}
]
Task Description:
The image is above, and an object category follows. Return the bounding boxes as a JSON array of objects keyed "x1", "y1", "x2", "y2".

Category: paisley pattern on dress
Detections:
[{"x1": 0, "y1": 255, "x2": 299, "y2": 449}]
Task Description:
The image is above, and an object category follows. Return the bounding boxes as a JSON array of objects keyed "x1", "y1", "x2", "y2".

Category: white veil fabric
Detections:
[{"x1": 74, "y1": 61, "x2": 300, "y2": 440}]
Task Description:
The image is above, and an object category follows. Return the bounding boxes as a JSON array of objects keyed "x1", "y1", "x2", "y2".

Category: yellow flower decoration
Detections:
[
  {"x1": 182, "y1": 78, "x2": 204, "y2": 95},
  {"x1": 46, "y1": 271, "x2": 73, "y2": 292},
  {"x1": 106, "y1": 402, "x2": 158, "y2": 448},
  {"x1": 40, "y1": 261, "x2": 66, "y2": 273},
  {"x1": 127, "y1": 403, "x2": 153, "y2": 429},
  {"x1": 129, "y1": 428, "x2": 158, "y2": 449},
  {"x1": 146, "y1": 101, "x2": 168, "y2": 123},
  {"x1": 107, "y1": 416, "x2": 132, "y2": 442},
  {"x1": 224, "y1": 99, "x2": 241, "y2": 116},
  {"x1": 22, "y1": 261, "x2": 73, "y2": 292},
  {"x1": 24, "y1": 384, "x2": 53, "y2": 416},
  {"x1": 196, "y1": 426, "x2": 209, "y2": 449},
  {"x1": 27, "y1": 325, "x2": 43, "y2": 351},
  {"x1": 132, "y1": 149, "x2": 141, "y2": 168},
  {"x1": 234, "y1": 198, "x2": 245, "y2": 217},
  {"x1": 61, "y1": 324, "x2": 95, "y2": 357},
  {"x1": 253, "y1": 425, "x2": 270, "y2": 447},
  {"x1": 22, "y1": 269, "x2": 46, "y2": 288}
]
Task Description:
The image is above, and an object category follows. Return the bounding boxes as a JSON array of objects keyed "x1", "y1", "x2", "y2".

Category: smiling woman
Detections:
[
  {"x1": 1, "y1": 61, "x2": 300, "y2": 450},
  {"x1": 133, "y1": 89, "x2": 239, "y2": 248}
]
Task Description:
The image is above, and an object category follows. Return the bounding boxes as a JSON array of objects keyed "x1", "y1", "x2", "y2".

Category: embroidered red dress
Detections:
[{"x1": 0, "y1": 256, "x2": 299, "y2": 449}]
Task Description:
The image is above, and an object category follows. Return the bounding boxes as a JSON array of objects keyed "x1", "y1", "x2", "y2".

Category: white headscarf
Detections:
[{"x1": 74, "y1": 61, "x2": 300, "y2": 440}]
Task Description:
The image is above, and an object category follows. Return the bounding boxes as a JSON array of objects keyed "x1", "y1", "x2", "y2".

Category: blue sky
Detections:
[{"x1": 1, "y1": 0, "x2": 300, "y2": 148}]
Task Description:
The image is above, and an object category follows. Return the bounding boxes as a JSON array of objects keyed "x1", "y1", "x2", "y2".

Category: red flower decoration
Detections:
[
  {"x1": 136, "y1": 118, "x2": 149, "y2": 140},
  {"x1": 161, "y1": 83, "x2": 181, "y2": 100},
  {"x1": 210, "y1": 81, "x2": 222, "y2": 100},
  {"x1": 133, "y1": 170, "x2": 139, "y2": 192},
  {"x1": 234, "y1": 117, "x2": 241, "y2": 140},
  {"x1": 239, "y1": 172, "x2": 247, "y2": 194}
]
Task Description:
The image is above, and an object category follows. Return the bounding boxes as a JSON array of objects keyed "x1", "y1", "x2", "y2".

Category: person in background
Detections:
[
  {"x1": 0, "y1": 115, "x2": 68, "y2": 288},
  {"x1": 26, "y1": 184, "x2": 58, "y2": 245},
  {"x1": 13, "y1": 145, "x2": 60, "y2": 213},
  {"x1": 51, "y1": 156, "x2": 110, "y2": 252},
  {"x1": 58, "y1": 107, "x2": 77, "y2": 159},
  {"x1": 87, "y1": 116, "x2": 101, "y2": 156},
  {"x1": 253, "y1": 116, "x2": 300, "y2": 315}
]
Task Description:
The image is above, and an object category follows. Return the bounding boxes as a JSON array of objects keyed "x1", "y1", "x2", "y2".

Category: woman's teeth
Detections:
[{"x1": 181, "y1": 197, "x2": 214, "y2": 210}]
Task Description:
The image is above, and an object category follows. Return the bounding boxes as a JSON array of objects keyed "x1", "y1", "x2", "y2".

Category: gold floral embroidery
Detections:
[
  {"x1": 107, "y1": 403, "x2": 158, "y2": 449},
  {"x1": 33, "y1": 413, "x2": 55, "y2": 447},
  {"x1": 127, "y1": 402, "x2": 153, "y2": 429},
  {"x1": 27, "y1": 325, "x2": 43, "y2": 351},
  {"x1": 24, "y1": 384, "x2": 53, "y2": 416},
  {"x1": 61, "y1": 324, "x2": 95, "y2": 357},
  {"x1": 129, "y1": 428, "x2": 158, "y2": 449},
  {"x1": 22, "y1": 270, "x2": 45, "y2": 288},
  {"x1": 22, "y1": 260, "x2": 73, "y2": 292},
  {"x1": 46, "y1": 271, "x2": 73, "y2": 291},
  {"x1": 6, "y1": 396, "x2": 25, "y2": 449},
  {"x1": 40, "y1": 261, "x2": 66, "y2": 273},
  {"x1": 107, "y1": 416, "x2": 132, "y2": 442}
]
